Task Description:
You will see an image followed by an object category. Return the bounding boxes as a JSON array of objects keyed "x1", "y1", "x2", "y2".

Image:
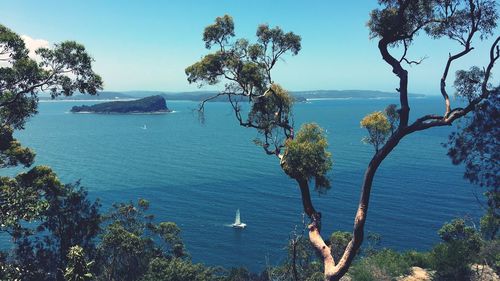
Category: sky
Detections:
[{"x1": 1, "y1": 1, "x2": 498, "y2": 95}]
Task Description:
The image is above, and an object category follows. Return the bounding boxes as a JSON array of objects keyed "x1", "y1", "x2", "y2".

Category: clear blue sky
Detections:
[{"x1": 1, "y1": 1, "x2": 498, "y2": 94}]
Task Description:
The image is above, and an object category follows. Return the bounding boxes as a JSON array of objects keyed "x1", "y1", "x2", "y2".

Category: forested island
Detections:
[{"x1": 70, "y1": 95, "x2": 171, "y2": 114}]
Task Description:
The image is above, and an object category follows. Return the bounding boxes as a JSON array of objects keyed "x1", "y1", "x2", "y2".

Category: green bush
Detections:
[
  {"x1": 329, "y1": 231, "x2": 353, "y2": 262},
  {"x1": 349, "y1": 249, "x2": 412, "y2": 281},
  {"x1": 479, "y1": 239, "x2": 500, "y2": 273},
  {"x1": 401, "y1": 250, "x2": 433, "y2": 269},
  {"x1": 431, "y1": 219, "x2": 483, "y2": 281}
]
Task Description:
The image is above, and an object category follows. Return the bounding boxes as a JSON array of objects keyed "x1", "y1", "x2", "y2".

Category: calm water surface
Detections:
[{"x1": 2, "y1": 96, "x2": 482, "y2": 271}]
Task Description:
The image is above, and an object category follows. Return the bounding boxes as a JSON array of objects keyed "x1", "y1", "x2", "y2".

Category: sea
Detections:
[{"x1": 2, "y1": 96, "x2": 483, "y2": 271}]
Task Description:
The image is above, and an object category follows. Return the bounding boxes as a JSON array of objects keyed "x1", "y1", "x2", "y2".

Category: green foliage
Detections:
[
  {"x1": 480, "y1": 195, "x2": 500, "y2": 240},
  {"x1": 96, "y1": 200, "x2": 186, "y2": 281},
  {"x1": 255, "y1": 23, "x2": 301, "y2": 56},
  {"x1": 349, "y1": 249, "x2": 413, "y2": 281},
  {"x1": 329, "y1": 231, "x2": 352, "y2": 262},
  {"x1": 185, "y1": 52, "x2": 227, "y2": 86},
  {"x1": 368, "y1": 0, "x2": 498, "y2": 46},
  {"x1": 454, "y1": 66, "x2": 486, "y2": 102},
  {"x1": 224, "y1": 267, "x2": 251, "y2": 281},
  {"x1": 248, "y1": 84, "x2": 294, "y2": 140},
  {"x1": 446, "y1": 90, "x2": 499, "y2": 240},
  {"x1": 0, "y1": 24, "x2": 102, "y2": 129},
  {"x1": 64, "y1": 246, "x2": 93, "y2": 281},
  {"x1": 36, "y1": 41, "x2": 103, "y2": 98},
  {"x1": 0, "y1": 25, "x2": 103, "y2": 281},
  {"x1": 267, "y1": 235, "x2": 323, "y2": 281},
  {"x1": 400, "y1": 250, "x2": 433, "y2": 269},
  {"x1": 11, "y1": 181, "x2": 100, "y2": 281},
  {"x1": 0, "y1": 24, "x2": 28, "y2": 61},
  {"x1": 478, "y1": 239, "x2": 500, "y2": 273},
  {"x1": 360, "y1": 111, "x2": 390, "y2": 151},
  {"x1": 431, "y1": 219, "x2": 482, "y2": 281},
  {"x1": 0, "y1": 126, "x2": 35, "y2": 168},
  {"x1": 98, "y1": 222, "x2": 153, "y2": 281},
  {"x1": 0, "y1": 251, "x2": 24, "y2": 281},
  {"x1": 203, "y1": 14, "x2": 235, "y2": 49},
  {"x1": 186, "y1": 15, "x2": 301, "y2": 153},
  {"x1": 0, "y1": 91, "x2": 38, "y2": 130},
  {"x1": 348, "y1": 249, "x2": 433, "y2": 281},
  {"x1": 384, "y1": 104, "x2": 399, "y2": 134},
  {"x1": 0, "y1": 166, "x2": 60, "y2": 232},
  {"x1": 281, "y1": 123, "x2": 332, "y2": 189},
  {"x1": 425, "y1": 0, "x2": 498, "y2": 41},
  {"x1": 141, "y1": 257, "x2": 219, "y2": 281},
  {"x1": 368, "y1": 0, "x2": 435, "y2": 44},
  {"x1": 447, "y1": 89, "x2": 499, "y2": 189},
  {"x1": 153, "y1": 222, "x2": 185, "y2": 258}
]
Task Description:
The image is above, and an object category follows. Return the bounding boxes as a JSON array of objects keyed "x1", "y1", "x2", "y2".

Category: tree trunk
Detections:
[{"x1": 327, "y1": 132, "x2": 403, "y2": 280}]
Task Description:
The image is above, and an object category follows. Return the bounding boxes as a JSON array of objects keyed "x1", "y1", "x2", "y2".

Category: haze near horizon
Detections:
[{"x1": 1, "y1": 0, "x2": 498, "y2": 95}]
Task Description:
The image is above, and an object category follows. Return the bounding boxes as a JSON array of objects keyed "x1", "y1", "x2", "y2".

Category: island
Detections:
[{"x1": 70, "y1": 95, "x2": 171, "y2": 114}]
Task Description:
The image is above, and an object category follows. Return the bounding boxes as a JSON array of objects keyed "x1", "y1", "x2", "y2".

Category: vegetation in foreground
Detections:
[{"x1": 0, "y1": 188, "x2": 498, "y2": 281}]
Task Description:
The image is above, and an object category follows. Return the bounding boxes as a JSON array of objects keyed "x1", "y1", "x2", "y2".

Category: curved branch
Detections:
[
  {"x1": 295, "y1": 178, "x2": 336, "y2": 277},
  {"x1": 378, "y1": 39, "x2": 410, "y2": 127},
  {"x1": 410, "y1": 35, "x2": 499, "y2": 133}
]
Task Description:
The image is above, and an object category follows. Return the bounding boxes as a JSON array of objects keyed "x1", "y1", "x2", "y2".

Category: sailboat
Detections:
[
  {"x1": 231, "y1": 209, "x2": 246, "y2": 228},
  {"x1": 142, "y1": 124, "x2": 147, "y2": 130}
]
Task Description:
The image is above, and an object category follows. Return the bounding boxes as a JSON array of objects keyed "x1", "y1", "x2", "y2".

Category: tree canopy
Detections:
[{"x1": 186, "y1": 14, "x2": 302, "y2": 156}]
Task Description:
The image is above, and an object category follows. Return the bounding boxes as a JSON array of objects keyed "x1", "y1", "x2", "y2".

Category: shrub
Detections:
[{"x1": 349, "y1": 249, "x2": 412, "y2": 281}]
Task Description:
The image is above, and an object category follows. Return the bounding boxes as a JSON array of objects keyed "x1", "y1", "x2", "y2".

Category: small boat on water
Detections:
[
  {"x1": 142, "y1": 124, "x2": 147, "y2": 130},
  {"x1": 231, "y1": 209, "x2": 246, "y2": 229}
]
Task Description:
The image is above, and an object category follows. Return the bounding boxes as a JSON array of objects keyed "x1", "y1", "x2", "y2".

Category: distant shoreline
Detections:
[{"x1": 41, "y1": 96, "x2": 429, "y2": 103}]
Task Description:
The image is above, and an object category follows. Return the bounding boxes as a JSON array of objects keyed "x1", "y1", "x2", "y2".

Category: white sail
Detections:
[
  {"x1": 231, "y1": 209, "x2": 246, "y2": 228},
  {"x1": 234, "y1": 209, "x2": 241, "y2": 225}
]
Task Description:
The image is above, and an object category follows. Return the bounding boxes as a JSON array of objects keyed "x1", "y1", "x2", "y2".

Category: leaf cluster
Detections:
[
  {"x1": 96, "y1": 199, "x2": 187, "y2": 281},
  {"x1": 431, "y1": 219, "x2": 483, "y2": 280},
  {"x1": 0, "y1": 24, "x2": 103, "y2": 129},
  {"x1": 368, "y1": 0, "x2": 436, "y2": 45},
  {"x1": 360, "y1": 111, "x2": 391, "y2": 152},
  {"x1": 281, "y1": 123, "x2": 332, "y2": 189},
  {"x1": 446, "y1": 91, "x2": 498, "y2": 188},
  {"x1": 0, "y1": 166, "x2": 60, "y2": 232},
  {"x1": 368, "y1": 0, "x2": 498, "y2": 48},
  {"x1": 0, "y1": 125, "x2": 35, "y2": 168},
  {"x1": 8, "y1": 180, "x2": 100, "y2": 281},
  {"x1": 186, "y1": 15, "x2": 301, "y2": 155},
  {"x1": 453, "y1": 66, "x2": 486, "y2": 102},
  {"x1": 64, "y1": 245, "x2": 94, "y2": 281}
]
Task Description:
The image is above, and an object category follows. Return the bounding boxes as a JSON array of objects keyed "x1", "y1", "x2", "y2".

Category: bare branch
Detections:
[{"x1": 401, "y1": 56, "x2": 428, "y2": 65}]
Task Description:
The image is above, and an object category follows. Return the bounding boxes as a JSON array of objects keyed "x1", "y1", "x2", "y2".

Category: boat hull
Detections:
[{"x1": 231, "y1": 223, "x2": 246, "y2": 229}]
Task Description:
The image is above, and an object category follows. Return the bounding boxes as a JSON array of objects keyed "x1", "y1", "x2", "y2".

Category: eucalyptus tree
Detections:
[
  {"x1": 290, "y1": 0, "x2": 498, "y2": 279},
  {"x1": 310, "y1": 1, "x2": 499, "y2": 280},
  {"x1": 189, "y1": 3, "x2": 499, "y2": 279},
  {"x1": 186, "y1": 15, "x2": 332, "y2": 217},
  {"x1": 0, "y1": 24, "x2": 102, "y2": 235},
  {"x1": 0, "y1": 24, "x2": 103, "y2": 280}
]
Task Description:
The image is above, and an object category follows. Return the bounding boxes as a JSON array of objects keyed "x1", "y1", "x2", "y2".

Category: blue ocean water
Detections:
[{"x1": 3, "y1": 96, "x2": 482, "y2": 271}]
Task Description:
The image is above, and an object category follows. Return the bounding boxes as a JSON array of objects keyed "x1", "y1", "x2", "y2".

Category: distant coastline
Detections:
[{"x1": 41, "y1": 89, "x2": 426, "y2": 103}]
